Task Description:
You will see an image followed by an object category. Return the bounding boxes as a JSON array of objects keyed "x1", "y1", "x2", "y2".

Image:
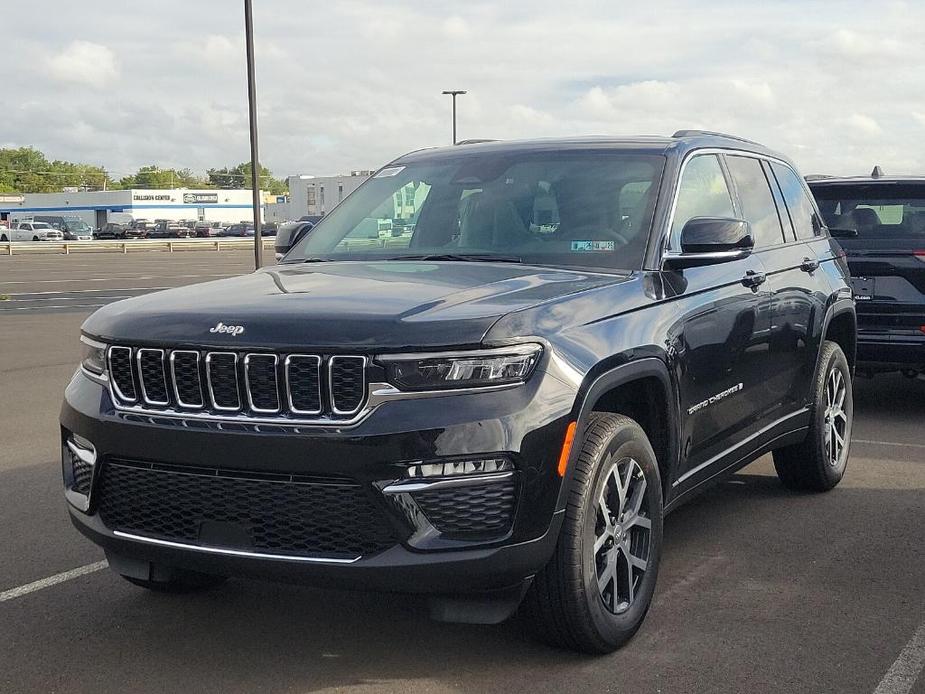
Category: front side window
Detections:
[
  {"x1": 670, "y1": 154, "x2": 735, "y2": 243},
  {"x1": 725, "y1": 155, "x2": 786, "y2": 248},
  {"x1": 287, "y1": 152, "x2": 665, "y2": 271},
  {"x1": 771, "y1": 162, "x2": 818, "y2": 240}
]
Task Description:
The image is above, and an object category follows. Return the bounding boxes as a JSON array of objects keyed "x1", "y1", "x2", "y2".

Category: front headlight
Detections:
[
  {"x1": 380, "y1": 344, "x2": 542, "y2": 391},
  {"x1": 80, "y1": 336, "x2": 107, "y2": 376}
]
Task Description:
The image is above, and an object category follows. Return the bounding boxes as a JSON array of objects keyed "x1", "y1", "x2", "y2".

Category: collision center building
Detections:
[{"x1": 0, "y1": 189, "x2": 261, "y2": 228}]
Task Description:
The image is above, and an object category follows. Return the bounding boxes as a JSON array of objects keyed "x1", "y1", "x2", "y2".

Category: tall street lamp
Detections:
[
  {"x1": 244, "y1": 0, "x2": 263, "y2": 269},
  {"x1": 441, "y1": 90, "x2": 467, "y2": 145}
]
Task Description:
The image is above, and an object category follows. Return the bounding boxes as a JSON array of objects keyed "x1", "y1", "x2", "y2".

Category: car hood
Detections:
[{"x1": 82, "y1": 261, "x2": 626, "y2": 350}]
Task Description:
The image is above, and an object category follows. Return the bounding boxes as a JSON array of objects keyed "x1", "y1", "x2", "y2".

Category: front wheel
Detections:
[
  {"x1": 522, "y1": 413, "x2": 663, "y2": 653},
  {"x1": 773, "y1": 340, "x2": 853, "y2": 492}
]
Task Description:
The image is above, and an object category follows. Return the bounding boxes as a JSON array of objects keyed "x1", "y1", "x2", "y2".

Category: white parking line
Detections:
[
  {"x1": 0, "y1": 561, "x2": 108, "y2": 603},
  {"x1": 874, "y1": 621, "x2": 925, "y2": 694},
  {"x1": 855, "y1": 439, "x2": 925, "y2": 450}
]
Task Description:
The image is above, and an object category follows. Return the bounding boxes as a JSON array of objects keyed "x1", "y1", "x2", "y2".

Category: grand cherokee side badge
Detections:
[{"x1": 209, "y1": 322, "x2": 245, "y2": 336}]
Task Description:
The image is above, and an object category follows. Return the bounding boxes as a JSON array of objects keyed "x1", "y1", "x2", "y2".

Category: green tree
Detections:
[
  {"x1": 117, "y1": 165, "x2": 211, "y2": 189},
  {"x1": 207, "y1": 162, "x2": 287, "y2": 195},
  {"x1": 0, "y1": 147, "x2": 112, "y2": 192}
]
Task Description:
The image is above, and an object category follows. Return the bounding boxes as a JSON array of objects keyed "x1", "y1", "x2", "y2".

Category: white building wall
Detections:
[
  {"x1": 287, "y1": 172, "x2": 370, "y2": 219},
  {"x1": 1, "y1": 189, "x2": 262, "y2": 228}
]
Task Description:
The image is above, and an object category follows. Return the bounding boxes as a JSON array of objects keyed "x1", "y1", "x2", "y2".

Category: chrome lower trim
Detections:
[
  {"x1": 66, "y1": 439, "x2": 97, "y2": 466},
  {"x1": 382, "y1": 471, "x2": 515, "y2": 494},
  {"x1": 111, "y1": 531, "x2": 361, "y2": 564},
  {"x1": 80, "y1": 365, "x2": 109, "y2": 386}
]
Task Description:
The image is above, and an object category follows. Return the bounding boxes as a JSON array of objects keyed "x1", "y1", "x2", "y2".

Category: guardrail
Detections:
[{"x1": 0, "y1": 238, "x2": 276, "y2": 256}]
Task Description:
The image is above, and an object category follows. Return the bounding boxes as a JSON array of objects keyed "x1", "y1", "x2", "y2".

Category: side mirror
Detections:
[
  {"x1": 664, "y1": 217, "x2": 753, "y2": 269},
  {"x1": 275, "y1": 223, "x2": 314, "y2": 257}
]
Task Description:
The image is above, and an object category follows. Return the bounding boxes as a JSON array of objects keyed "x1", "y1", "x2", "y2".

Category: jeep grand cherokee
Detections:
[{"x1": 61, "y1": 131, "x2": 856, "y2": 653}]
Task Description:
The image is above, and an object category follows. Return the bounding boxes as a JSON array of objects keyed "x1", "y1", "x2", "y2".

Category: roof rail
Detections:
[
  {"x1": 671, "y1": 129, "x2": 760, "y2": 145},
  {"x1": 454, "y1": 139, "x2": 498, "y2": 146},
  {"x1": 804, "y1": 174, "x2": 835, "y2": 181}
]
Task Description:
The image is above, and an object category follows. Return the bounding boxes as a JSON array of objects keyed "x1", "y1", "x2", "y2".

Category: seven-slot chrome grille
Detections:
[{"x1": 106, "y1": 346, "x2": 367, "y2": 421}]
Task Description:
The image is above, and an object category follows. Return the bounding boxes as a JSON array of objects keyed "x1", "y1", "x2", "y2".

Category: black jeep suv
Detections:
[
  {"x1": 809, "y1": 173, "x2": 925, "y2": 378},
  {"x1": 62, "y1": 132, "x2": 856, "y2": 653}
]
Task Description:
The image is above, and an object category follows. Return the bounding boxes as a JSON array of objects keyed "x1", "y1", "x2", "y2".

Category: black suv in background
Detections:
[
  {"x1": 809, "y1": 173, "x2": 925, "y2": 377},
  {"x1": 62, "y1": 133, "x2": 855, "y2": 653}
]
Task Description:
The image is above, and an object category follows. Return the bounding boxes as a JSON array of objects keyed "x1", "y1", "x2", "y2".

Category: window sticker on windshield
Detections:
[
  {"x1": 375, "y1": 166, "x2": 405, "y2": 178},
  {"x1": 571, "y1": 240, "x2": 616, "y2": 252}
]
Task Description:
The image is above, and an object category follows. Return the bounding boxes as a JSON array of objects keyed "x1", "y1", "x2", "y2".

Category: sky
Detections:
[{"x1": 4, "y1": 0, "x2": 925, "y2": 180}]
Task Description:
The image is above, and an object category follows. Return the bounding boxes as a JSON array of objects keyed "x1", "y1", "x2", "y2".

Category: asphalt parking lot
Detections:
[{"x1": 1, "y1": 251, "x2": 923, "y2": 693}]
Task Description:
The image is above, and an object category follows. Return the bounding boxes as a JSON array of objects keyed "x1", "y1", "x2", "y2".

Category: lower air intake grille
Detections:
[
  {"x1": 412, "y1": 478, "x2": 517, "y2": 535},
  {"x1": 97, "y1": 460, "x2": 397, "y2": 558}
]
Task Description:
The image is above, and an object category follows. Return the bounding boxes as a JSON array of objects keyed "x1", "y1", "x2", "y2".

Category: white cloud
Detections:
[
  {"x1": 45, "y1": 41, "x2": 119, "y2": 88},
  {"x1": 3, "y1": 0, "x2": 925, "y2": 178}
]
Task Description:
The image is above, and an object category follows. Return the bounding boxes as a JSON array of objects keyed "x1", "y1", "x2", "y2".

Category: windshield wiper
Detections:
[{"x1": 386, "y1": 253, "x2": 523, "y2": 263}]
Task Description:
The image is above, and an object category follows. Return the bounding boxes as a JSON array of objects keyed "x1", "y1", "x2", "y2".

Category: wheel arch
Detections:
[
  {"x1": 818, "y1": 299, "x2": 857, "y2": 380},
  {"x1": 562, "y1": 358, "x2": 680, "y2": 506}
]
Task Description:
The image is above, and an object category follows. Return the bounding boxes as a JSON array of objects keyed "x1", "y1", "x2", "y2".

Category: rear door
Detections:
[{"x1": 811, "y1": 182, "x2": 925, "y2": 357}]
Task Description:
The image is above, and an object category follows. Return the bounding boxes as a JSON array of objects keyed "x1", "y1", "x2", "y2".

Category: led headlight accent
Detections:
[
  {"x1": 406, "y1": 457, "x2": 513, "y2": 478},
  {"x1": 381, "y1": 344, "x2": 542, "y2": 391},
  {"x1": 80, "y1": 336, "x2": 108, "y2": 376}
]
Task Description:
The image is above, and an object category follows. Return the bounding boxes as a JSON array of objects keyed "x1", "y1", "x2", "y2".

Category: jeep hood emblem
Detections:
[{"x1": 209, "y1": 322, "x2": 245, "y2": 336}]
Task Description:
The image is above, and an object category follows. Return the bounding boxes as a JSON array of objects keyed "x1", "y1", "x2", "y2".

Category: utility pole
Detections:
[
  {"x1": 244, "y1": 0, "x2": 263, "y2": 268},
  {"x1": 441, "y1": 90, "x2": 467, "y2": 144}
]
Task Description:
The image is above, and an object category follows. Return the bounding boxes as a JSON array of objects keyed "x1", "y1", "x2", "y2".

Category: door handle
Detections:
[
  {"x1": 742, "y1": 270, "x2": 766, "y2": 288},
  {"x1": 800, "y1": 257, "x2": 820, "y2": 273}
]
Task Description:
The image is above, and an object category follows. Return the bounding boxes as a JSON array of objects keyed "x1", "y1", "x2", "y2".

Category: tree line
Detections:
[{"x1": 0, "y1": 147, "x2": 288, "y2": 195}]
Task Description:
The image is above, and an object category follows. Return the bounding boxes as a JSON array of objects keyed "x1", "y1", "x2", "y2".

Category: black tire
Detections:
[
  {"x1": 773, "y1": 340, "x2": 853, "y2": 492},
  {"x1": 32, "y1": 235, "x2": 39, "y2": 241},
  {"x1": 522, "y1": 413, "x2": 663, "y2": 653},
  {"x1": 121, "y1": 570, "x2": 227, "y2": 593},
  {"x1": 0, "y1": 234, "x2": 7, "y2": 242}
]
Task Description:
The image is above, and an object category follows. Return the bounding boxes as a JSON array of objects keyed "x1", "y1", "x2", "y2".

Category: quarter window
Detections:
[
  {"x1": 725, "y1": 155, "x2": 785, "y2": 248},
  {"x1": 771, "y1": 162, "x2": 818, "y2": 240},
  {"x1": 671, "y1": 154, "x2": 735, "y2": 242}
]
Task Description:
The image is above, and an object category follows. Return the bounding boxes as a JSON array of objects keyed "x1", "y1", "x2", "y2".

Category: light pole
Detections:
[
  {"x1": 441, "y1": 90, "x2": 467, "y2": 144},
  {"x1": 244, "y1": 0, "x2": 263, "y2": 269}
]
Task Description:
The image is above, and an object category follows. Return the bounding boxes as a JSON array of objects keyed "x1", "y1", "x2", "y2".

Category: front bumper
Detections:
[{"x1": 61, "y1": 366, "x2": 576, "y2": 593}]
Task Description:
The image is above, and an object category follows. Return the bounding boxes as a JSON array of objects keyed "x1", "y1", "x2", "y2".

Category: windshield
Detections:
[
  {"x1": 812, "y1": 183, "x2": 925, "y2": 238},
  {"x1": 64, "y1": 220, "x2": 91, "y2": 232},
  {"x1": 32, "y1": 222, "x2": 52, "y2": 229},
  {"x1": 286, "y1": 151, "x2": 665, "y2": 270}
]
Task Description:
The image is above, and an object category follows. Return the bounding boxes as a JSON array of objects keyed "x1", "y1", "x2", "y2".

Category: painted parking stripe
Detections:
[
  {"x1": 873, "y1": 621, "x2": 925, "y2": 694},
  {"x1": 855, "y1": 439, "x2": 925, "y2": 450},
  {"x1": 0, "y1": 561, "x2": 108, "y2": 603}
]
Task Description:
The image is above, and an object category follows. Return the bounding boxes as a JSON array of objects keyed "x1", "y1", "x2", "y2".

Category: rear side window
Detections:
[
  {"x1": 810, "y1": 183, "x2": 925, "y2": 238},
  {"x1": 725, "y1": 155, "x2": 786, "y2": 248},
  {"x1": 771, "y1": 162, "x2": 818, "y2": 240},
  {"x1": 671, "y1": 154, "x2": 735, "y2": 241}
]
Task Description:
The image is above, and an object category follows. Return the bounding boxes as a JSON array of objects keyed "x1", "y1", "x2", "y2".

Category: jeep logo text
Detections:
[{"x1": 209, "y1": 322, "x2": 245, "y2": 336}]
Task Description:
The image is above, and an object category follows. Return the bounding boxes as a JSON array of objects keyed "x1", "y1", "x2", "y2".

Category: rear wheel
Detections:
[
  {"x1": 773, "y1": 340, "x2": 853, "y2": 491},
  {"x1": 0, "y1": 234, "x2": 7, "y2": 242},
  {"x1": 522, "y1": 413, "x2": 663, "y2": 653},
  {"x1": 121, "y1": 570, "x2": 227, "y2": 593}
]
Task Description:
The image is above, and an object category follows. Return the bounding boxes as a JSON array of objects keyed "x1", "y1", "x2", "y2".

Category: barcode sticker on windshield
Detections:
[
  {"x1": 375, "y1": 166, "x2": 405, "y2": 178},
  {"x1": 571, "y1": 240, "x2": 616, "y2": 252}
]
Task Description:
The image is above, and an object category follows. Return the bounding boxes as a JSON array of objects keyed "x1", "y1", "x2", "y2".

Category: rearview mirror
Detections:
[{"x1": 663, "y1": 217, "x2": 753, "y2": 269}]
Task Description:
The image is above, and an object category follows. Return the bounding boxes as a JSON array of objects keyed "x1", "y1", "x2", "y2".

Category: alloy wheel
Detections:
[
  {"x1": 593, "y1": 456, "x2": 651, "y2": 614},
  {"x1": 823, "y1": 366, "x2": 849, "y2": 467}
]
